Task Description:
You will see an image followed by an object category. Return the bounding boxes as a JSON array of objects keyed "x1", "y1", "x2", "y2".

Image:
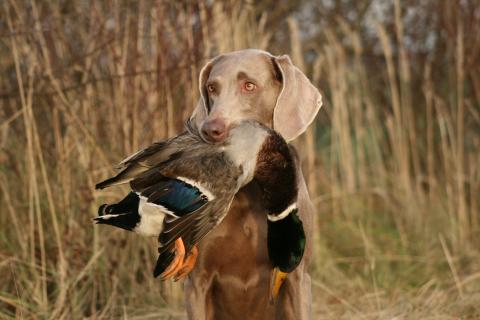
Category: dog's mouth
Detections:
[
  {"x1": 185, "y1": 118, "x2": 214, "y2": 144},
  {"x1": 198, "y1": 132, "x2": 216, "y2": 144},
  {"x1": 202, "y1": 122, "x2": 237, "y2": 144}
]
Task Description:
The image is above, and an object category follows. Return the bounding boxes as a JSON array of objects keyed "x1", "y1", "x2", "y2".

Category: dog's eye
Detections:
[
  {"x1": 243, "y1": 81, "x2": 256, "y2": 92},
  {"x1": 206, "y1": 84, "x2": 216, "y2": 94}
]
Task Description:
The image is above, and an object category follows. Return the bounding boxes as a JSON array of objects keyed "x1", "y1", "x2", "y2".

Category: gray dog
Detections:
[{"x1": 186, "y1": 49, "x2": 322, "y2": 320}]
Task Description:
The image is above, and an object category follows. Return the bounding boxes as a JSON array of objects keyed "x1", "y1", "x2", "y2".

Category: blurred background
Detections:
[{"x1": 1, "y1": 0, "x2": 479, "y2": 318}]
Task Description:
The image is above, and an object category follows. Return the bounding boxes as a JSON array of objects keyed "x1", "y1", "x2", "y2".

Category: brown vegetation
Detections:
[{"x1": 1, "y1": 1, "x2": 479, "y2": 318}]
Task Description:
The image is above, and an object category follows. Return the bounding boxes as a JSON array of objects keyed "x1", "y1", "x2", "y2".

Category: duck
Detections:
[
  {"x1": 94, "y1": 119, "x2": 306, "y2": 288},
  {"x1": 95, "y1": 120, "x2": 279, "y2": 279},
  {"x1": 253, "y1": 131, "x2": 306, "y2": 301}
]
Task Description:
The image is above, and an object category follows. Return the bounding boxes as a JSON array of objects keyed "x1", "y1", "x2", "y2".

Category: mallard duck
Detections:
[
  {"x1": 253, "y1": 132, "x2": 306, "y2": 301},
  {"x1": 95, "y1": 120, "x2": 306, "y2": 287},
  {"x1": 95, "y1": 120, "x2": 274, "y2": 279}
]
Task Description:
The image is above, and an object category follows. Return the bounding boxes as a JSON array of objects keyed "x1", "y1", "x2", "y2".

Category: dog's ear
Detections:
[
  {"x1": 189, "y1": 55, "x2": 223, "y2": 130},
  {"x1": 272, "y1": 55, "x2": 322, "y2": 142},
  {"x1": 190, "y1": 99, "x2": 207, "y2": 131}
]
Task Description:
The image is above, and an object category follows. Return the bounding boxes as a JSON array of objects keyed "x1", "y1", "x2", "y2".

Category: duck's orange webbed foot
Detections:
[
  {"x1": 160, "y1": 238, "x2": 185, "y2": 280},
  {"x1": 174, "y1": 245, "x2": 199, "y2": 281}
]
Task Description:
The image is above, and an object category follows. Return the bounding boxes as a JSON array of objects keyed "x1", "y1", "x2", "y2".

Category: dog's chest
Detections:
[{"x1": 198, "y1": 183, "x2": 270, "y2": 272}]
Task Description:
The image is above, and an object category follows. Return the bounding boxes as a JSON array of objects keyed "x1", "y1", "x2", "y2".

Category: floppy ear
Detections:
[
  {"x1": 190, "y1": 99, "x2": 208, "y2": 130},
  {"x1": 189, "y1": 55, "x2": 223, "y2": 129},
  {"x1": 272, "y1": 55, "x2": 323, "y2": 141}
]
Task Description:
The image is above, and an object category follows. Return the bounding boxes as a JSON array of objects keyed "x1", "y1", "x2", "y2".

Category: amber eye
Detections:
[
  {"x1": 244, "y1": 81, "x2": 256, "y2": 92},
  {"x1": 207, "y1": 84, "x2": 216, "y2": 94}
]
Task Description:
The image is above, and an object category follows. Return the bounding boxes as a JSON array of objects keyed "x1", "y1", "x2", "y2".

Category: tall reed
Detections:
[{"x1": 1, "y1": 1, "x2": 479, "y2": 318}]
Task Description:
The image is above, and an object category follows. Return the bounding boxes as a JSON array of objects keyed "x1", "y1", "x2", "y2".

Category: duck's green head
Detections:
[
  {"x1": 267, "y1": 206, "x2": 306, "y2": 273},
  {"x1": 267, "y1": 206, "x2": 306, "y2": 301}
]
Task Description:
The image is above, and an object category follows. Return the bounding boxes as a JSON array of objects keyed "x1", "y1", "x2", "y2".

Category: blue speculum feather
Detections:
[
  {"x1": 153, "y1": 179, "x2": 208, "y2": 215},
  {"x1": 96, "y1": 179, "x2": 208, "y2": 231}
]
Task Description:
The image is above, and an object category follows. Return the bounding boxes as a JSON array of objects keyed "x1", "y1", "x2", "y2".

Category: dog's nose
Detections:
[{"x1": 202, "y1": 118, "x2": 227, "y2": 142}]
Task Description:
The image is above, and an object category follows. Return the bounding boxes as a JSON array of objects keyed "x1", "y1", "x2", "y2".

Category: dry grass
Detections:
[{"x1": 1, "y1": 1, "x2": 479, "y2": 319}]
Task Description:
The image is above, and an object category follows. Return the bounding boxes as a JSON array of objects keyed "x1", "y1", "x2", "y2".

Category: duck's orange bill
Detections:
[{"x1": 270, "y1": 268, "x2": 288, "y2": 303}]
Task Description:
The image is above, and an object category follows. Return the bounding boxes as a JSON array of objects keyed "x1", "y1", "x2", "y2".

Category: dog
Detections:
[{"x1": 184, "y1": 49, "x2": 322, "y2": 320}]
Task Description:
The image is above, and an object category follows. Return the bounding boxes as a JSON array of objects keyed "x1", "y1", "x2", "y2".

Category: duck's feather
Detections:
[
  {"x1": 130, "y1": 170, "x2": 209, "y2": 216},
  {"x1": 153, "y1": 204, "x2": 224, "y2": 277},
  {"x1": 157, "y1": 205, "x2": 208, "y2": 251},
  {"x1": 153, "y1": 250, "x2": 176, "y2": 277},
  {"x1": 96, "y1": 132, "x2": 201, "y2": 190},
  {"x1": 95, "y1": 166, "x2": 140, "y2": 189},
  {"x1": 94, "y1": 192, "x2": 141, "y2": 231},
  {"x1": 117, "y1": 132, "x2": 200, "y2": 169},
  {"x1": 116, "y1": 141, "x2": 169, "y2": 169},
  {"x1": 158, "y1": 200, "x2": 231, "y2": 255}
]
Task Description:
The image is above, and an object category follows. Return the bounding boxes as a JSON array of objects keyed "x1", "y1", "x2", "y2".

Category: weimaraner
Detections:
[{"x1": 184, "y1": 49, "x2": 322, "y2": 319}]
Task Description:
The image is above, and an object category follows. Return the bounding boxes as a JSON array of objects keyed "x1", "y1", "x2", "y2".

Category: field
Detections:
[{"x1": 1, "y1": 1, "x2": 479, "y2": 319}]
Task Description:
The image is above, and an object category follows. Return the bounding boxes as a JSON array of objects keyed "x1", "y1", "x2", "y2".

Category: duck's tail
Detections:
[{"x1": 94, "y1": 192, "x2": 140, "y2": 231}]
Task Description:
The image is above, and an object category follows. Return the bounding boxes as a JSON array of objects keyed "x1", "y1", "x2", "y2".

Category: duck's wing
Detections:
[
  {"x1": 153, "y1": 198, "x2": 233, "y2": 278},
  {"x1": 129, "y1": 169, "x2": 210, "y2": 216},
  {"x1": 121, "y1": 117, "x2": 208, "y2": 167},
  {"x1": 157, "y1": 197, "x2": 232, "y2": 255},
  {"x1": 115, "y1": 141, "x2": 168, "y2": 169},
  {"x1": 95, "y1": 132, "x2": 199, "y2": 190},
  {"x1": 117, "y1": 131, "x2": 199, "y2": 169}
]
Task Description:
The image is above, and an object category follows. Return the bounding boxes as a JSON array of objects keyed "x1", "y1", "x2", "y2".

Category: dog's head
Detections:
[{"x1": 190, "y1": 49, "x2": 322, "y2": 143}]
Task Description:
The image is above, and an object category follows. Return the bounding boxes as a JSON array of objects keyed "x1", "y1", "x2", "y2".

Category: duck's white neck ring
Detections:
[{"x1": 267, "y1": 203, "x2": 297, "y2": 222}]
